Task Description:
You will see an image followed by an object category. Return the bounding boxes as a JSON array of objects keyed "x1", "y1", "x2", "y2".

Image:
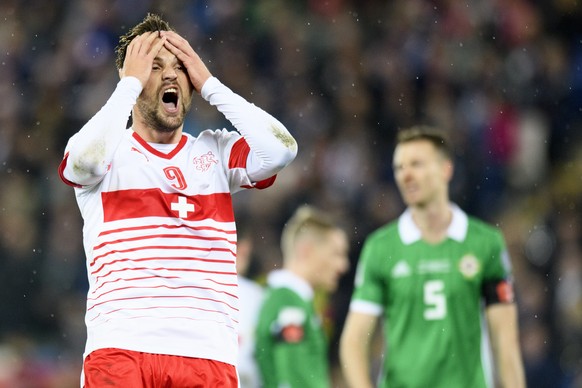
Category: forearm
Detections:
[
  {"x1": 497, "y1": 351, "x2": 526, "y2": 388},
  {"x1": 340, "y1": 313, "x2": 376, "y2": 388},
  {"x1": 487, "y1": 304, "x2": 526, "y2": 388},
  {"x1": 341, "y1": 337, "x2": 374, "y2": 388},
  {"x1": 63, "y1": 77, "x2": 142, "y2": 186},
  {"x1": 201, "y1": 77, "x2": 297, "y2": 180},
  {"x1": 495, "y1": 326, "x2": 525, "y2": 388}
]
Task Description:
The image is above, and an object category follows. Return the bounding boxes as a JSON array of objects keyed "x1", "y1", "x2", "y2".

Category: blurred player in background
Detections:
[
  {"x1": 58, "y1": 13, "x2": 297, "y2": 387},
  {"x1": 340, "y1": 126, "x2": 525, "y2": 388},
  {"x1": 236, "y1": 221, "x2": 264, "y2": 388},
  {"x1": 255, "y1": 205, "x2": 349, "y2": 388}
]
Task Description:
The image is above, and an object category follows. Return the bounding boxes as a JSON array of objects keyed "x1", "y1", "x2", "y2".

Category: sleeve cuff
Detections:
[
  {"x1": 200, "y1": 76, "x2": 224, "y2": 100},
  {"x1": 118, "y1": 76, "x2": 143, "y2": 97},
  {"x1": 349, "y1": 300, "x2": 384, "y2": 316}
]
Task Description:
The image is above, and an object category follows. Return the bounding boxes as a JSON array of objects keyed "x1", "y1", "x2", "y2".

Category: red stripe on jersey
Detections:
[
  {"x1": 58, "y1": 153, "x2": 83, "y2": 188},
  {"x1": 203, "y1": 277, "x2": 238, "y2": 287},
  {"x1": 132, "y1": 132, "x2": 188, "y2": 159},
  {"x1": 248, "y1": 175, "x2": 276, "y2": 190},
  {"x1": 89, "y1": 283, "x2": 238, "y2": 301},
  {"x1": 101, "y1": 189, "x2": 234, "y2": 223},
  {"x1": 95, "y1": 266, "x2": 236, "y2": 283},
  {"x1": 228, "y1": 138, "x2": 250, "y2": 169},
  {"x1": 92, "y1": 234, "x2": 235, "y2": 256},
  {"x1": 90, "y1": 245, "x2": 236, "y2": 268},
  {"x1": 90, "y1": 256, "x2": 235, "y2": 276},
  {"x1": 87, "y1": 294, "x2": 238, "y2": 313},
  {"x1": 98, "y1": 223, "x2": 236, "y2": 237},
  {"x1": 228, "y1": 138, "x2": 277, "y2": 190},
  {"x1": 93, "y1": 275, "x2": 181, "y2": 294}
]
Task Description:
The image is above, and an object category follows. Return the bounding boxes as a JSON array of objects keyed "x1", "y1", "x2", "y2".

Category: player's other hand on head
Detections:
[
  {"x1": 120, "y1": 32, "x2": 166, "y2": 87},
  {"x1": 160, "y1": 30, "x2": 212, "y2": 93}
]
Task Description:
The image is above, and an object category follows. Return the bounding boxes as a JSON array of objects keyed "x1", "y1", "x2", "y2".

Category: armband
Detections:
[
  {"x1": 482, "y1": 279, "x2": 514, "y2": 305},
  {"x1": 270, "y1": 307, "x2": 306, "y2": 343}
]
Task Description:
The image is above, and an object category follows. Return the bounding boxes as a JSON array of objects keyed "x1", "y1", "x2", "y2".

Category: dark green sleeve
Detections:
[
  {"x1": 481, "y1": 227, "x2": 515, "y2": 304},
  {"x1": 481, "y1": 228, "x2": 512, "y2": 281},
  {"x1": 255, "y1": 289, "x2": 329, "y2": 388}
]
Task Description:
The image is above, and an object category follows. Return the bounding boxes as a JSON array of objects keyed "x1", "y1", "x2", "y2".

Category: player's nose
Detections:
[{"x1": 163, "y1": 66, "x2": 178, "y2": 80}]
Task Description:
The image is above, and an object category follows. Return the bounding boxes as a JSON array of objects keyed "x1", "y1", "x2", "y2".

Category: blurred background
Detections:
[{"x1": 1, "y1": 0, "x2": 581, "y2": 387}]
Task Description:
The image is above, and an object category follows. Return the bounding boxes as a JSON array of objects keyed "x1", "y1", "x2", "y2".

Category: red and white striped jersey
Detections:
[{"x1": 59, "y1": 76, "x2": 297, "y2": 367}]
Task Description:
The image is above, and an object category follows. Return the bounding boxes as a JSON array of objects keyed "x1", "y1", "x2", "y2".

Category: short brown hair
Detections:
[
  {"x1": 396, "y1": 125, "x2": 452, "y2": 160},
  {"x1": 115, "y1": 13, "x2": 175, "y2": 70}
]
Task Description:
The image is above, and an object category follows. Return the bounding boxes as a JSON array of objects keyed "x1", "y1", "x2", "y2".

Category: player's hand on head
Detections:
[
  {"x1": 120, "y1": 31, "x2": 166, "y2": 87},
  {"x1": 160, "y1": 30, "x2": 212, "y2": 93}
]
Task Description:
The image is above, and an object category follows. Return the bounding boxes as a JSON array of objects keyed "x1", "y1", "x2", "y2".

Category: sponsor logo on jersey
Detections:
[
  {"x1": 418, "y1": 259, "x2": 450, "y2": 274},
  {"x1": 193, "y1": 151, "x2": 218, "y2": 172},
  {"x1": 458, "y1": 254, "x2": 480, "y2": 278},
  {"x1": 391, "y1": 260, "x2": 412, "y2": 278}
]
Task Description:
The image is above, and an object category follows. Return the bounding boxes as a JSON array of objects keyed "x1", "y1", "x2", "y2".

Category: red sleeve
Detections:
[{"x1": 229, "y1": 138, "x2": 277, "y2": 190}]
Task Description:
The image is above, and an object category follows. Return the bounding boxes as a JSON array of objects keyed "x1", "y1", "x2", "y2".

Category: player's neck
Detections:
[
  {"x1": 285, "y1": 262, "x2": 316, "y2": 290},
  {"x1": 411, "y1": 200, "x2": 452, "y2": 244},
  {"x1": 133, "y1": 124, "x2": 183, "y2": 144}
]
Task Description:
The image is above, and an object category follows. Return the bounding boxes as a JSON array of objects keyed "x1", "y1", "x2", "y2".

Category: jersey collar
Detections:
[
  {"x1": 131, "y1": 130, "x2": 187, "y2": 160},
  {"x1": 398, "y1": 203, "x2": 468, "y2": 245},
  {"x1": 267, "y1": 269, "x2": 314, "y2": 301}
]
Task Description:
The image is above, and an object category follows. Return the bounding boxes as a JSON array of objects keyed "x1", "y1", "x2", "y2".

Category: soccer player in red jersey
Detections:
[{"x1": 59, "y1": 13, "x2": 297, "y2": 387}]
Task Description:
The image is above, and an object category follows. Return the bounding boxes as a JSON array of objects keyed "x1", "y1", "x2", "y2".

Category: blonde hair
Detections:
[{"x1": 281, "y1": 205, "x2": 339, "y2": 260}]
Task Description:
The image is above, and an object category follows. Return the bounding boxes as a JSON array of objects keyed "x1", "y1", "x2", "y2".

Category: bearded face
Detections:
[
  {"x1": 134, "y1": 45, "x2": 194, "y2": 134},
  {"x1": 136, "y1": 83, "x2": 192, "y2": 133}
]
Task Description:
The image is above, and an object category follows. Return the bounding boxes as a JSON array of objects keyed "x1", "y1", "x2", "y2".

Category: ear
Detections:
[{"x1": 295, "y1": 238, "x2": 314, "y2": 262}]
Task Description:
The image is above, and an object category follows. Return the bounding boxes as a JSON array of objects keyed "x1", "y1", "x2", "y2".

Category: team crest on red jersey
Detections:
[{"x1": 193, "y1": 151, "x2": 218, "y2": 172}]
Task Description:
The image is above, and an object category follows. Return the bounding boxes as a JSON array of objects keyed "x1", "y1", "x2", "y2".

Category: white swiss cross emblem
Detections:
[{"x1": 171, "y1": 196, "x2": 195, "y2": 218}]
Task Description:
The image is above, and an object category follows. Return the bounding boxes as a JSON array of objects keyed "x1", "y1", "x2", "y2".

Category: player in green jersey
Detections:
[
  {"x1": 340, "y1": 126, "x2": 525, "y2": 388},
  {"x1": 255, "y1": 205, "x2": 349, "y2": 388}
]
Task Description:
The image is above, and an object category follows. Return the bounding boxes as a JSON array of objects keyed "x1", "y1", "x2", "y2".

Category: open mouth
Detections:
[{"x1": 162, "y1": 88, "x2": 179, "y2": 112}]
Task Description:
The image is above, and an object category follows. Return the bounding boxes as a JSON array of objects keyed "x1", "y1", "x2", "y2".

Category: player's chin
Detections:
[
  {"x1": 403, "y1": 195, "x2": 423, "y2": 207},
  {"x1": 159, "y1": 115, "x2": 184, "y2": 131}
]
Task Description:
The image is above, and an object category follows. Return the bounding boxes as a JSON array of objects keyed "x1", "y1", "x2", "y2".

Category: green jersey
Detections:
[
  {"x1": 351, "y1": 205, "x2": 513, "y2": 388},
  {"x1": 255, "y1": 270, "x2": 329, "y2": 388}
]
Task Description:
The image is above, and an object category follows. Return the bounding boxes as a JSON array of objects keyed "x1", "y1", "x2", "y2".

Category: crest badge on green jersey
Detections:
[{"x1": 458, "y1": 254, "x2": 480, "y2": 278}]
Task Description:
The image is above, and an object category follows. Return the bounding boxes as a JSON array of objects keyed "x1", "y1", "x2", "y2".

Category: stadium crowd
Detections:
[{"x1": 0, "y1": 0, "x2": 581, "y2": 386}]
